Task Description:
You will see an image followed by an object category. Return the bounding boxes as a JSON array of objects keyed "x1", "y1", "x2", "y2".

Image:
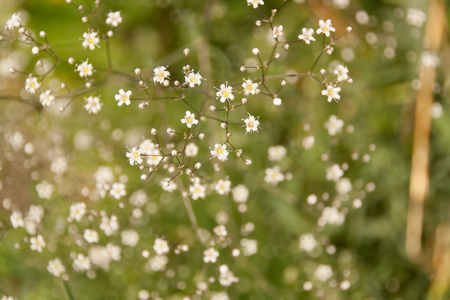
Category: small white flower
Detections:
[
  {"x1": 82, "y1": 30, "x2": 100, "y2": 50},
  {"x1": 5, "y1": 13, "x2": 21, "y2": 30},
  {"x1": 264, "y1": 166, "x2": 284, "y2": 185},
  {"x1": 334, "y1": 65, "x2": 349, "y2": 82},
  {"x1": 76, "y1": 59, "x2": 94, "y2": 77},
  {"x1": 100, "y1": 215, "x2": 119, "y2": 236},
  {"x1": 39, "y1": 90, "x2": 55, "y2": 107},
  {"x1": 299, "y1": 234, "x2": 317, "y2": 252},
  {"x1": 243, "y1": 114, "x2": 260, "y2": 133},
  {"x1": 216, "y1": 82, "x2": 234, "y2": 103},
  {"x1": 203, "y1": 247, "x2": 219, "y2": 263},
  {"x1": 115, "y1": 89, "x2": 132, "y2": 106},
  {"x1": 126, "y1": 147, "x2": 143, "y2": 165},
  {"x1": 268, "y1": 145, "x2": 286, "y2": 161},
  {"x1": 185, "y1": 143, "x2": 198, "y2": 157},
  {"x1": 110, "y1": 182, "x2": 126, "y2": 199},
  {"x1": 181, "y1": 111, "x2": 199, "y2": 128},
  {"x1": 240, "y1": 238, "x2": 258, "y2": 256},
  {"x1": 336, "y1": 178, "x2": 352, "y2": 194},
  {"x1": 161, "y1": 178, "x2": 177, "y2": 192},
  {"x1": 121, "y1": 230, "x2": 139, "y2": 247},
  {"x1": 147, "y1": 255, "x2": 168, "y2": 271},
  {"x1": 232, "y1": 185, "x2": 249, "y2": 203},
  {"x1": 30, "y1": 234, "x2": 46, "y2": 252},
  {"x1": 153, "y1": 66, "x2": 170, "y2": 85},
  {"x1": 84, "y1": 229, "x2": 99, "y2": 243},
  {"x1": 25, "y1": 75, "x2": 41, "y2": 94},
  {"x1": 69, "y1": 202, "x2": 87, "y2": 222},
  {"x1": 247, "y1": 0, "x2": 264, "y2": 9},
  {"x1": 36, "y1": 181, "x2": 54, "y2": 199},
  {"x1": 210, "y1": 143, "x2": 229, "y2": 161},
  {"x1": 325, "y1": 115, "x2": 344, "y2": 136},
  {"x1": 215, "y1": 179, "x2": 231, "y2": 195},
  {"x1": 326, "y1": 164, "x2": 344, "y2": 182},
  {"x1": 106, "y1": 11, "x2": 122, "y2": 27},
  {"x1": 316, "y1": 19, "x2": 336, "y2": 37},
  {"x1": 406, "y1": 9, "x2": 426, "y2": 28},
  {"x1": 153, "y1": 238, "x2": 170, "y2": 255},
  {"x1": 315, "y1": 264, "x2": 333, "y2": 282},
  {"x1": 273, "y1": 25, "x2": 283, "y2": 39},
  {"x1": 73, "y1": 253, "x2": 91, "y2": 272},
  {"x1": 83, "y1": 95, "x2": 103, "y2": 114},
  {"x1": 321, "y1": 84, "x2": 341, "y2": 102},
  {"x1": 10, "y1": 211, "x2": 24, "y2": 228},
  {"x1": 298, "y1": 28, "x2": 316, "y2": 44},
  {"x1": 214, "y1": 225, "x2": 228, "y2": 237},
  {"x1": 185, "y1": 71, "x2": 203, "y2": 87},
  {"x1": 47, "y1": 258, "x2": 66, "y2": 277},
  {"x1": 242, "y1": 79, "x2": 260, "y2": 96},
  {"x1": 190, "y1": 181, "x2": 206, "y2": 200}
]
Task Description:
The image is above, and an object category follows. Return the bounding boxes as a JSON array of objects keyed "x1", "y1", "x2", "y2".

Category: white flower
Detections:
[
  {"x1": 181, "y1": 111, "x2": 199, "y2": 128},
  {"x1": 325, "y1": 115, "x2": 344, "y2": 136},
  {"x1": 129, "y1": 190, "x2": 148, "y2": 207},
  {"x1": 106, "y1": 11, "x2": 122, "y2": 27},
  {"x1": 82, "y1": 30, "x2": 100, "y2": 50},
  {"x1": 326, "y1": 164, "x2": 344, "y2": 182},
  {"x1": 211, "y1": 291, "x2": 230, "y2": 300},
  {"x1": 161, "y1": 178, "x2": 177, "y2": 192},
  {"x1": 216, "y1": 82, "x2": 234, "y2": 103},
  {"x1": 203, "y1": 248, "x2": 219, "y2": 263},
  {"x1": 316, "y1": 19, "x2": 336, "y2": 37},
  {"x1": 218, "y1": 266, "x2": 238, "y2": 287},
  {"x1": 314, "y1": 264, "x2": 333, "y2": 282},
  {"x1": 302, "y1": 136, "x2": 315, "y2": 149},
  {"x1": 190, "y1": 181, "x2": 206, "y2": 200},
  {"x1": 73, "y1": 254, "x2": 91, "y2": 272},
  {"x1": 30, "y1": 234, "x2": 46, "y2": 252},
  {"x1": 69, "y1": 202, "x2": 86, "y2": 222},
  {"x1": 48, "y1": 258, "x2": 66, "y2": 277},
  {"x1": 273, "y1": 25, "x2": 283, "y2": 39},
  {"x1": 264, "y1": 166, "x2": 284, "y2": 185},
  {"x1": 242, "y1": 79, "x2": 260, "y2": 96},
  {"x1": 121, "y1": 230, "x2": 139, "y2": 247},
  {"x1": 298, "y1": 28, "x2": 316, "y2": 44},
  {"x1": 243, "y1": 114, "x2": 260, "y2": 133},
  {"x1": 84, "y1": 229, "x2": 99, "y2": 243},
  {"x1": 210, "y1": 143, "x2": 229, "y2": 161},
  {"x1": 153, "y1": 238, "x2": 170, "y2": 255},
  {"x1": 83, "y1": 95, "x2": 103, "y2": 114},
  {"x1": 147, "y1": 255, "x2": 168, "y2": 271},
  {"x1": 36, "y1": 181, "x2": 53, "y2": 199},
  {"x1": 336, "y1": 178, "x2": 352, "y2": 194},
  {"x1": 10, "y1": 211, "x2": 24, "y2": 228},
  {"x1": 407, "y1": 9, "x2": 426, "y2": 27},
  {"x1": 76, "y1": 59, "x2": 94, "y2": 77},
  {"x1": 139, "y1": 139, "x2": 156, "y2": 154},
  {"x1": 5, "y1": 13, "x2": 21, "y2": 30},
  {"x1": 247, "y1": 0, "x2": 264, "y2": 9},
  {"x1": 38, "y1": 90, "x2": 55, "y2": 107},
  {"x1": 110, "y1": 182, "x2": 126, "y2": 199},
  {"x1": 232, "y1": 185, "x2": 249, "y2": 203},
  {"x1": 100, "y1": 215, "x2": 119, "y2": 236},
  {"x1": 25, "y1": 75, "x2": 41, "y2": 94},
  {"x1": 50, "y1": 156, "x2": 67, "y2": 175},
  {"x1": 215, "y1": 179, "x2": 231, "y2": 195},
  {"x1": 185, "y1": 71, "x2": 203, "y2": 87},
  {"x1": 321, "y1": 84, "x2": 341, "y2": 102},
  {"x1": 299, "y1": 234, "x2": 317, "y2": 252},
  {"x1": 214, "y1": 225, "x2": 228, "y2": 237},
  {"x1": 185, "y1": 143, "x2": 198, "y2": 157},
  {"x1": 153, "y1": 66, "x2": 170, "y2": 85},
  {"x1": 28, "y1": 205, "x2": 44, "y2": 222},
  {"x1": 146, "y1": 149, "x2": 163, "y2": 166},
  {"x1": 268, "y1": 145, "x2": 286, "y2": 161},
  {"x1": 115, "y1": 89, "x2": 132, "y2": 106},
  {"x1": 240, "y1": 238, "x2": 258, "y2": 256},
  {"x1": 126, "y1": 147, "x2": 143, "y2": 165},
  {"x1": 334, "y1": 65, "x2": 349, "y2": 82}
]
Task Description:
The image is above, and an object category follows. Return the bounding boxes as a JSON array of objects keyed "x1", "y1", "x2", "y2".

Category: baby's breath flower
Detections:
[
  {"x1": 106, "y1": 11, "x2": 122, "y2": 27},
  {"x1": 76, "y1": 59, "x2": 94, "y2": 77},
  {"x1": 83, "y1": 95, "x2": 103, "y2": 114},
  {"x1": 299, "y1": 234, "x2": 317, "y2": 252},
  {"x1": 48, "y1": 258, "x2": 66, "y2": 277},
  {"x1": 203, "y1": 248, "x2": 219, "y2": 263},
  {"x1": 334, "y1": 65, "x2": 349, "y2": 82},
  {"x1": 30, "y1": 234, "x2": 46, "y2": 252},
  {"x1": 190, "y1": 181, "x2": 206, "y2": 200},
  {"x1": 121, "y1": 230, "x2": 139, "y2": 247},
  {"x1": 215, "y1": 179, "x2": 231, "y2": 195},
  {"x1": 110, "y1": 182, "x2": 126, "y2": 199},
  {"x1": 298, "y1": 28, "x2": 316, "y2": 44},
  {"x1": 115, "y1": 89, "x2": 132, "y2": 106},
  {"x1": 10, "y1": 211, "x2": 24, "y2": 228},
  {"x1": 69, "y1": 202, "x2": 87, "y2": 222},
  {"x1": 240, "y1": 238, "x2": 258, "y2": 256},
  {"x1": 5, "y1": 13, "x2": 21, "y2": 30},
  {"x1": 181, "y1": 111, "x2": 199, "y2": 128},
  {"x1": 25, "y1": 75, "x2": 41, "y2": 94},
  {"x1": 153, "y1": 66, "x2": 170, "y2": 85},
  {"x1": 73, "y1": 254, "x2": 91, "y2": 272},
  {"x1": 321, "y1": 84, "x2": 341, "y2": 102},
  {"x1": 316, "y1": 19, "x2": 336, "y2": 37},
  {"x1": 325, "y1": 115, "x2": 344, "y2": 136},
  {"x1": 326, "y1": 164, "x2": 344, "y2": 181},
  {"x1": 314, "y1": 264, "x2": 333, "y2": 282},
  {"x1": 268, "y1": 145, "x2": 286, "y2": 161},
  {"x1": 84, "y1": 229, "x2": 99, "y2": 243},
  {"x1": 126, "y1": 147, "x2": 143, "y2": 165},
  {"x1": 264, "y1": 166, "x2": 284, "y2": 185},
  {"x1": 185, "y1": 143, "x2": 199, "y2": 157},
  {"x1": 242, "y1": 79, "x2": 260, "y2": 96},
  {"x1": 82, "y1": 30, "x2": 100, "y2": 50},
  {"x1": 36, "y1": 181, "x2": 54, "y2": 199},
  {"x1": 243, "y1": 114, "x2": 260, "y2": 133},
  {"x1": 247, "y1": 0, "x2": 264, "y2": 9},
  {"x1": 153, "y1": 238, "x2": 170, "y2": 255},
  {"x1": 210, "y1": 143, "x2": 229, "y2": 161},
  {"x1": 185, "y1": 71, "x2": 203, "y2": 87},
  {"x1": 216, "y1": 82, "x2": 234, "y2": 103},
  {"x1": 272, "y1": 25, "x2": 283, "y2": 39},
  {"x1": 39, "y1": 90, "x2": 55, "y2": 107}
]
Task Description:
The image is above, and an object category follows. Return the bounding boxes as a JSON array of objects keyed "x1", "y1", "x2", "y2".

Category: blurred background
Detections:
[{"x1": 0, "y1": 0, "x2": 449, "y2": 299}]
